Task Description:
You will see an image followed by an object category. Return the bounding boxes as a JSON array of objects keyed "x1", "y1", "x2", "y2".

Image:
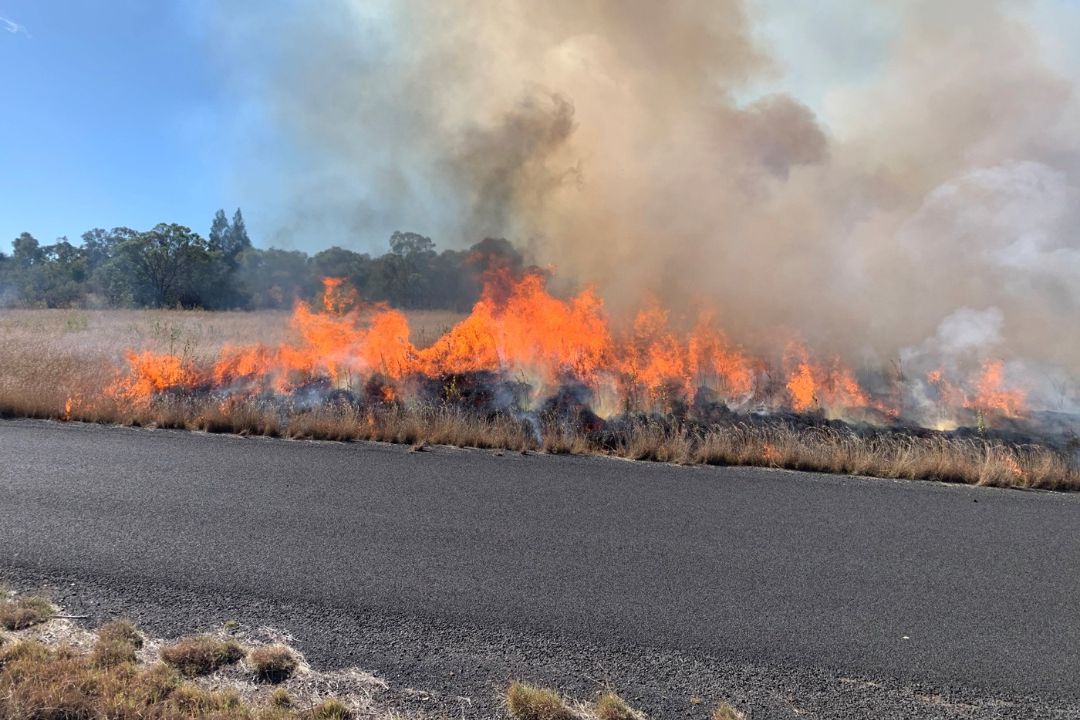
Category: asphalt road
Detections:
[{"x1": 2, "y1": 418, "x2": 1079, "y2": 718}]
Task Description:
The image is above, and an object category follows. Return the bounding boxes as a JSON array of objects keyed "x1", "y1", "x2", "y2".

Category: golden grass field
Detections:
[{"x1": 1, "y1": 308, "x2": 1076, "y2": 491}]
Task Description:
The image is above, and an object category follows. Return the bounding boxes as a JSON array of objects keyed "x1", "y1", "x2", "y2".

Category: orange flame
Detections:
[
  {"x1": 104, "y1": 272, "x2": 1027, "y2": 428},
  {"x1": 966, "y1": 360, "x2": 1026, "y2": 417}
]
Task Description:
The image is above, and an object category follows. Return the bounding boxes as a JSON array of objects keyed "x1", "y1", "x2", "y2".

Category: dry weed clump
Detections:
[
  {"x1": 312, "y1": 698, "x2": 352, "y2": 720},
  {"x1": 92, "y1": 619, "x2": 144, "y2": 668},
  {"x1": 711, "y1": 702, "x2": 747, "y2": 720},
  {"x1": 594, "y1": 691, "x2": 641, "y2": 720},
  {"x1": 160, "y1": 635, "x2": 245, "y2": 676},
  {"x1": 248, "y1": 644, "x2": 298, "y2": 683},
  {"x1": 0, "y1": 595, "x2": 54, "y2": 631},
  {"x1": 0, "y1": 636, "x2": 317, "y2": 720},
  {"x1": 505, "y1": 681, "x2": 578, "y2": 720},
  {"x1": 0, "y1": 594, "x2": 373, "y2": 720}
]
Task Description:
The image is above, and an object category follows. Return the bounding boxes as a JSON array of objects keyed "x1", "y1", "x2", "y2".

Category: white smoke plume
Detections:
[{"x1": 203, "y1": 0, "x2": 1080, "y2": 410}]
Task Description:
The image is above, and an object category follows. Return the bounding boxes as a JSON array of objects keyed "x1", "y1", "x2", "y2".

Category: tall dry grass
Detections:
[{"x1": 1, "y1": 309, "x2": 1077, "y2": 491}]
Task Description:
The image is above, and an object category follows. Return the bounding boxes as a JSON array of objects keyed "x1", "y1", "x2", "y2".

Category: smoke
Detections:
[{"x1": 205, "y1": 0, "x2": 1080, "y2": 407}]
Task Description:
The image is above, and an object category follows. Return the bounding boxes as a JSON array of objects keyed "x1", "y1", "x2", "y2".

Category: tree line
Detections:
[{"x1": 0, "y1": 209, "x2": 525, "y2": 311}]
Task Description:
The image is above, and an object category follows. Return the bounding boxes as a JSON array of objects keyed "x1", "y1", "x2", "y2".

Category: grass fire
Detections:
[{"x1": 2, "y1": 265, "x2": 1076, "y2": 490}]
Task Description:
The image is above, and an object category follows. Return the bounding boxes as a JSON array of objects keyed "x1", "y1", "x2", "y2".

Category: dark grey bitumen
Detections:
[{"x1": 1, "y1": 418, "x2": 1079, "y2": 719}]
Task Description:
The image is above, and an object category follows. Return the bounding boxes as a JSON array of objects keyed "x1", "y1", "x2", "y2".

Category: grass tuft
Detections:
[
  {"x1": 313, "y1": 698, "x2": 351, "y2": 720},
  {"x1": 0, "y1": 595, "x2": 54, "y2": 631},
  {"x1": 505, "y1": 681, "x2": 577, "y2": 720},
  {"x1": 711, "y1": 702, "x2": 746, "y2": 720},
  {"x1": 270, "y1": 687, "x2": 293, "y2": 708},
  {"x1": 92, "y1": 619, "x2": 143, "y2": 668},
  {"x1": 248, "y1": 644, "x2": 298, "y2": 683},
  {"x1": 160, "y1": 635, "x2": 244, "y2": 676},
  {"x1": 98, "y1": 619, "x2": 144, "y2": 649},
  {"x1": 594, "y1": 691, "x2": 640, "y2": 720}
]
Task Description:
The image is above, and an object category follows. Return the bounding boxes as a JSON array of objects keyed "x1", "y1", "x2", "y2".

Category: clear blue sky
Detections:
[{"x1": 0, "y1": 2, "x2": 229, "y2": 246}]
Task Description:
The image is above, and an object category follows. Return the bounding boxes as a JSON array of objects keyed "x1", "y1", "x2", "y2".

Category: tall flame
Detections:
[{"x1": 107, "y1": 271, "x2": 1027, "y2": 425}]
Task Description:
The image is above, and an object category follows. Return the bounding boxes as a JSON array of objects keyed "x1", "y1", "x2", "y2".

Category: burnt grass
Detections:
[
  {"x1": 311, "y1": 369, "x2": 1080, "y2": 458},
  {"x1": 72, "y1": 368, "x2": 1077, "y2": 491}
]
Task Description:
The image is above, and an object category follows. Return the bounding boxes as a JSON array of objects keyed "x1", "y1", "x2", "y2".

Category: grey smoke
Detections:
[{"x1": 204, "y1": 0, "x2": 1080, "y2": 410}]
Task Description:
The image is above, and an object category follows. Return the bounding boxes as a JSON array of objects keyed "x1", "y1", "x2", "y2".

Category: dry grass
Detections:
[
  {"x1": 0, "y1": 638, "x2": 301, "y2": 720},
  {"x1": 0, "y1": 308, "x2": 461, "y2": 424},
  {"x1": 1, "y1": 584, "x2": 754, "y2": 720},
  {"x1": 0, "y1": 594, "x2": 54, "y2": 631},
  {"x1": 312, "y1": 698, "x2": 351, "y2": 720},
  {"x1": 711, "y1": 702, "x2": 747, "y2": 720},
  {"x1": 160, "y1": 635, "x2": 245, "y2": 676},
  {"x1": 91, "y1": 620, "x2": 143, "y2": 668},
  {"x1": 504, "y1": 683, "x2": 714, "y2": 720},
  {"x1": 248, "y1": 645, "x2": 298, "y2": 684},
  {"x1": 1, "y1": 308, "x2": 1077, "y2": 491},
  {"x1": 505, "y1": 681, "x2": 579, "y2": 720},
  {"x1": 594, "y1": 692, "x2": 641, "y2": 720},
  {"x1": 0, "y1": 588, "x2": 397, "y2": 720}
]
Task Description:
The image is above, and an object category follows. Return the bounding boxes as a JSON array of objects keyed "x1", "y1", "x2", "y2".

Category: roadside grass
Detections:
[
  {"x1": 504, "y1": 682, "x2": 740, "y2": 720},
  {"x1": 0, "y1": 593, "x2": 54, "y2": 631},
  {"x1": 594, "y1": 691, "x2": 642, "y2": 720},
  {"x1": 160, "y1": 635, "x2": 245, "y2": 676},
  {"x1": 312, "y1": 698, "x2": 352, "y2": 720},
  {"x1": 0, "y1": 588, "x2": 378, "y2": 720},
  {"x1": 0, "y1": 584, "x2": 758, "y2": 720},
  {"x1": 249, "y1": 644, "x2": 298, "y2": 683},
  {"x1": 92, "y1": 619, "x2": 143, "y2": 668},
  {"x1": 505, "y1": 681, "x2": 579, "y2": 720},
  {"x1": 711, "y1": 702, "x2": 747, "y2": 720},
  {"x1": 1, "y1": 307, "x2": 1077, "y2": 491}
]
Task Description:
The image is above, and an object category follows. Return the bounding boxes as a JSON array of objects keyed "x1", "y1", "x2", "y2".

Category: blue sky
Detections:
[{"x1": 0, "y1": 2, "x2": 230, "y2": 247}]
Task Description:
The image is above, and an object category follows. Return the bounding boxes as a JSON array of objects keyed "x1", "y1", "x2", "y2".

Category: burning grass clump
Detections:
[{"x1": 160, "y1": 635, "x2": 244, "y2": 676}]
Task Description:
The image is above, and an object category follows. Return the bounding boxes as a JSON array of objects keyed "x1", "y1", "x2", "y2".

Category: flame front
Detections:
[{"x1": 107, "y1": 271, "x2": 1027, "y2": 426}]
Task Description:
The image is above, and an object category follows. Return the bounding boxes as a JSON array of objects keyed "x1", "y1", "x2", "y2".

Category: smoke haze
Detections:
[{"x1": 204, "y1": 0, "x2": 1080, "y2": 408}]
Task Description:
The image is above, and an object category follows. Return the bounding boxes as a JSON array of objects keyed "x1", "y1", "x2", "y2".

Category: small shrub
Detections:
[
  {"x1": 505, "y1": 681, "x2": 577, "y2": 720},
  {"x1": 595, "y1": 692, "x2": 639, "y2": 720},
  {"x1": 248, "y1": 644, "x2": 297, "y2": 683},
  {"x1": 712, "y1": 703, "x2": 746, "y2": 720},
  {"x1": 313, "y1": 698, "x2": 351, "y2": 720},
  {"x1": 0, "y1": 595, "x2": 54, "y2": 630},
  {"x1": 160, "y1": 635, "x2": 244, "y2": 676}
]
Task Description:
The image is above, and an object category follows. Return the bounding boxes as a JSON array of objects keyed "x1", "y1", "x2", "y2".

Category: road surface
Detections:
[{"x1": 1, "y1": 419, "x2": 1078, "y2": 718}]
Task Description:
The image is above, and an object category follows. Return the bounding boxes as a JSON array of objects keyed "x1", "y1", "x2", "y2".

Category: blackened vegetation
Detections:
[
  {"x1": 0, "y1": 212, "x2": 527, "y2": 312},
  {"x1": 149, "y1": 366, "x2": 1079, "y2": 468}
]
